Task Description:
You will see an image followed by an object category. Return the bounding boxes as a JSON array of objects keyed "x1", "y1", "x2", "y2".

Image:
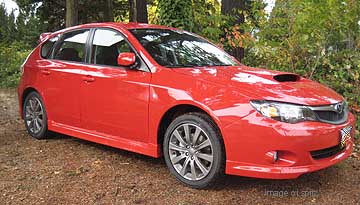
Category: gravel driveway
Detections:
[{"x1": 1, "y1": 89, "x2": 359, "y2": 204}]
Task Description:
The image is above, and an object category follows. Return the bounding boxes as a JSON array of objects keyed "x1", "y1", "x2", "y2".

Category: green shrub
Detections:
[{"x1": 0, "y1": 42, "x2": 31, "y2": 88}]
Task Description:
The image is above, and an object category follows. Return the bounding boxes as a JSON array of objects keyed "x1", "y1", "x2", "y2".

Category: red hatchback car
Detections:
[{"x1": 18, "y1": 23, "x2": 355, "y2": 188}]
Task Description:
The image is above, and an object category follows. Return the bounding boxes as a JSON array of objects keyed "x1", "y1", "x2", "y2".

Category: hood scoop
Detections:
[{"x1": 273, "y1": 74, "x2": 300, "y2": 82}]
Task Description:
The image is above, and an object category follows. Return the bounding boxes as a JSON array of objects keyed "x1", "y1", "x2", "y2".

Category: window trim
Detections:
[
  {"x1": 88, "y1": 27, "x2": 150, "y2": 72},
  {"x1": 40, "y1": 35, "x2": 60, "y2": 59},
  {"x1": 49, "y1": 28, "x2": 92, "y2": 64},
  {"x1": 38, "y1": 27, "x2": 151, "y2": 72}
]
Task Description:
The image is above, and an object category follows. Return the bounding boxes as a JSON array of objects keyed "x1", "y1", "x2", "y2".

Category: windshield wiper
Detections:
[
  {"x1": 202, "y1": 63, "x2": 234, "y2": 66},
  {"x1": 165, "y1": 64, "x2": 198, "y2": 68},
  {"x1": 165, "y1": 63, "x2": 235, "y2": 68}
]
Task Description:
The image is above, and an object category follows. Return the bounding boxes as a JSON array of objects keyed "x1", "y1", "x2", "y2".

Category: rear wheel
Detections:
[
  {"x1": 163, "y1": 113, "x2": 225, "y2": 188},
  {"x1": 23, "y1": 91, "x2": 48, "y2": 139}
]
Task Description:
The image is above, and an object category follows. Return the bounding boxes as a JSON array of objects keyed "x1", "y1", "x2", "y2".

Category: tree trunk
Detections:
[
  {"x1": 104, "y1": 0, "x2": 114, "y2": 22},
  {"x1": 136, "y1": 0, "x2": 148, "y2": 23},
  {"x1": 221, "y1": 0, "x2": 245, "y2": 61},
  {"x1": 129, "y1": 0, "x2": 136, "y2": 22},
  {"x1": 129, "y1": 0, "x2": 148, "y2": 23},
  {"x1": 66, "y1": 0, "x2": 78, "y2": 27}
]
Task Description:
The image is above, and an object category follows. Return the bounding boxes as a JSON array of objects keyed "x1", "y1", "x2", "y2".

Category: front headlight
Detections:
[{"x1": 250, "y1": 100, "x2": 317, "y2": 123}]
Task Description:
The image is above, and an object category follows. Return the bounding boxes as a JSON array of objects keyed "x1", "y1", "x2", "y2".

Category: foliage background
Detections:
[{"x1": 0, "y1": 0, "x2": 359, "y2": 135}]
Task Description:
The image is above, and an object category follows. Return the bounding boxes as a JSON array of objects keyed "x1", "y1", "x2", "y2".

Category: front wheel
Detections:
[{"x1": 163, "y1": 113, "x2": 225, "y2": 188}]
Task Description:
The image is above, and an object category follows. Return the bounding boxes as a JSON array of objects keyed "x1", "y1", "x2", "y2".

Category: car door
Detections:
[
  {"x1": 80, "y1": 28, "x2": 151, "y2": 143},
  {"x1": 38, "y1": 29, "x2": 90, "y2": 128}
]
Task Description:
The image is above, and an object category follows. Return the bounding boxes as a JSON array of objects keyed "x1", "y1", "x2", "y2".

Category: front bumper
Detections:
[{"x1": 222, "y1": 111, "x2": 356, "y2": 179}]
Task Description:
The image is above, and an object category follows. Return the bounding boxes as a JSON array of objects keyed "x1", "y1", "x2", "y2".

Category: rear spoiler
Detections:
[{"x1": 38, "y1": 32, "x2": 52, "y2": 44}]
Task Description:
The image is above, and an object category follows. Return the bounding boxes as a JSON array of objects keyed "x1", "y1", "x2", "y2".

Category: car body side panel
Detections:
[
  {"x1": 47, "y1": 120, "x2": 159, "y2": 157},
  {"x1": 80, "y1": 64, "x2": 151, "y2": 144},
  {"x1": 147, "y1": 68, "x2": 252, "y2": 149},
  {"x1": 18, "y1": 48, "x2": 40, "y2": 117},
  {"x1": 36, "y1": 59, "x2": 83, "y2": 128}
]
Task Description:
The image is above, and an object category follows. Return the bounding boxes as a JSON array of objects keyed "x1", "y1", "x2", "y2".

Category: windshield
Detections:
[{"x1": 130, "y1": 29, "x2": 239, "y2": 68}]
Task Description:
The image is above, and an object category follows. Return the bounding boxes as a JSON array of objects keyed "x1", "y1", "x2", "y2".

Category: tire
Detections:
[
  {"x1": 23, "y1": 91, "x2": 49, "y2": 139},
  {"x1": 163, "y1": 112, "x2": 225, "y2": 189}
]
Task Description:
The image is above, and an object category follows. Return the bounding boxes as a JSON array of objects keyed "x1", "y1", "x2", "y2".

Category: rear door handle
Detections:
[
  {"x1": 82, "y1": 75, "x2": 95, "y2": 83},
  {"x1": 41, "y1": 69, "x2": 51, "y2": 75}
]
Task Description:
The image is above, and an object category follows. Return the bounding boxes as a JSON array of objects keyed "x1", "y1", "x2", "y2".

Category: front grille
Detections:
[
  {"x1": 314, "y1": 110, "x2": 345, "y2": 122},
  {"x1": 309, "y1": 101, "x2": 348, "y2": 124},
  {"x1": 310, "y1": 144, "x2": 344, "y2": 159}
]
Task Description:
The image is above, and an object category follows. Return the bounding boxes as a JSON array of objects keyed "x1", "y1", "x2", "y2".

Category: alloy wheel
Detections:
[
  {"x1": 168, "y1": 123, "x2": 214, "y2": 181},
  {"x1": 24, "y1": 96, "x2": 44, "y2": 134}
]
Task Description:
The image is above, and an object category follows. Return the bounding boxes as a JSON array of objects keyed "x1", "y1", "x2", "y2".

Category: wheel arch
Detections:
[
  {"x1": 20, "y1": 87, "x2": 40, "y2": 117},
  {"x1": 157, "y1": 104, "x2": 224, "y2": 151}
]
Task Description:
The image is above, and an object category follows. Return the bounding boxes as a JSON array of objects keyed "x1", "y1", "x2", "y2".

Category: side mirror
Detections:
[{"x1": 117, "y1": 52, "x2": 136, "y2": 67}]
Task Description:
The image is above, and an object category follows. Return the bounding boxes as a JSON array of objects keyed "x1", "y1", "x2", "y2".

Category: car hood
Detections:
[{"x1": 171, "y1": 65, "x2": 343, "y2": 105}]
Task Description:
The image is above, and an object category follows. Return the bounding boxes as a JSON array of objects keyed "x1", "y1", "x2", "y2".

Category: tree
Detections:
[
  {"x1": 129, "y1": 0, "x2": 148, "y2": 23},
  {"x1": 0, "y1": 3, "x2": 40, "y2": 47},
  {"x1": 221, "y1": 0, "x2": 245, "y2": 24},
  {"x1": 221, "y1": 0, "x2": 246, "y2": 60},
  {"x1": 191, "y1": 0, "x2": 223, "y2": 43},
  {"x1": 104, "y1": 0, "x2": 114, "y2": 22},
  {"x1": 158, "y1": 0, "x2": 193, "y2": 30},
  {"x1": 66, "y1": 0, "x2": 78, "y2": 27},
  {"x1": 15, "y1": 0, "x2": 128, "y2": 31},
  {"x1": 0, "y1": 3, "x2": 9, "y2": 43},
  {"x1": 15, "y1": 0, "x2": 66, "y2": 31}
]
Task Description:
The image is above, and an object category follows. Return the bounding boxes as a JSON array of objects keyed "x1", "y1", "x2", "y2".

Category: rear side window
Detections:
[
  {"x1": 53, "y1": 29, "x2": 89, "y2": 63},
  {"x1": 41, "y1": 36, "x2": 59, "y2": 58},
  {"x1": 91, "y1": 29, "x2": 133, "y2": 66}
]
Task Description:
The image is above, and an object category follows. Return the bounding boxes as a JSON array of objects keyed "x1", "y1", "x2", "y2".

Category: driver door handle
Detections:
[
  {"x1": 41, "y1": 69, "x2": 51, "y2": 75},
  {"x1": 82, "y1": 75, "x2": 95, "y2": 83}
]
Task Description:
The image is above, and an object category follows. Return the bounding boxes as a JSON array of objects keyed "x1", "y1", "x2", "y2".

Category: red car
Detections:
[{"x1": 18, "y1": 23, "x2": 355, "y2": 188}]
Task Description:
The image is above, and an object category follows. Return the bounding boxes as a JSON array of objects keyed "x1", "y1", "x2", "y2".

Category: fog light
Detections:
[
  {"x1": 274, "y1": 151, "x2": 278, "y2": 162},
  {"x1": 265, "y1": 151, "x2": 279, "y2": 163}
]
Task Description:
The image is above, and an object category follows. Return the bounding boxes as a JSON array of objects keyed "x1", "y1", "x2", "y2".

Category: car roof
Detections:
[
  {"x1": 117, "y1": 22, "x2": 175, "y2": 30},
  {"x1": 69, "y1": 22, "x2": 175, "y2": 31},
  {"x1": 40, "y1": 22, "x2": 178, "y2": 44}
]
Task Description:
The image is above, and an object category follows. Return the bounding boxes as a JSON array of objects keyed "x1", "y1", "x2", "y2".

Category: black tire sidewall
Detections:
[
  {"x1": 23, "y1": 92, "x2": 48, "y2": 139},
  {"x1": 163, "y1": 113, "x2": 224, "y2": 189}
]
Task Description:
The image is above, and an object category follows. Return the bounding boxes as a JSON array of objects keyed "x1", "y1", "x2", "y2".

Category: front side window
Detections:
[
  {"x1": 130, "y1": 29, "x2": 239, "y2": 68},
  {"x1": 53, "y1": 29, "x2": 89, "y2": 62},
  {"x1": 91, "y1": 29, "x2": 133, "y2": 67}
]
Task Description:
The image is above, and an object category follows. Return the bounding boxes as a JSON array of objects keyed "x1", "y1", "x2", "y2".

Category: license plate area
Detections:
[{"x1": 340, "y1": 125, "x2": 352, "y2": 149}]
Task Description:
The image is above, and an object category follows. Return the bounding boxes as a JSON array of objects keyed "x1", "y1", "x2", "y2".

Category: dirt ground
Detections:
[{"x1": 0, "y1": 89, "x2": 359, "y2": 205}]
